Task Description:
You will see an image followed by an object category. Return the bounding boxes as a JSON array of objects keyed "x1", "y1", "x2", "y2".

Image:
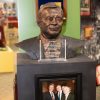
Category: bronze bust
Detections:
[{"x1": 16, "y1": 2, "x2": 84, "y2": 60}]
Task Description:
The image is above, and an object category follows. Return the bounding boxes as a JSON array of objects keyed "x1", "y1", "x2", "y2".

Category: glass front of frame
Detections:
[{"x1": 35, "y1": 73, "x2": 82, "y2": 100}]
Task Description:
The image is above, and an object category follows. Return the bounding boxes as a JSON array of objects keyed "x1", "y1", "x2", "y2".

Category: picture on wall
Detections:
[
  {"x1": 81, "y1": 0, "x2": 91, "y2": 16},
  {"x1": 0, "y1": 1, "x2": 17, "y2": 17}
]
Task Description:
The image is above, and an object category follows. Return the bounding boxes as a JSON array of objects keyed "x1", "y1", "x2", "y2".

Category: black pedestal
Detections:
[{"x1": 17, "y1": 53, "x2": 96, "y2": 100}]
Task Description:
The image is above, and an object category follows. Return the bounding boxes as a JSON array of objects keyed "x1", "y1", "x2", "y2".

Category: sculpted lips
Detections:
[{"x1": 49, "y1": 26, "x2": 60, "y2": 31}]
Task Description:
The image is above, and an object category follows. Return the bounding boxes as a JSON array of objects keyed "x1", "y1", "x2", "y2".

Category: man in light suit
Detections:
[
  {"x1": 43, "y1": 83, "x2": 56, "y2": 100},
  {"x1": 16, "y1": 2, "x2": 84, "y2": 60}
]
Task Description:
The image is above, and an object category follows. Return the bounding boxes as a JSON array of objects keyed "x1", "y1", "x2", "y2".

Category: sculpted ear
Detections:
[
  {"x1": 37, "y1": 14, "x2": 41, "y2": 27},
  {"x1": 36, "y1": 16, "x2": 39, "y2": 26}
]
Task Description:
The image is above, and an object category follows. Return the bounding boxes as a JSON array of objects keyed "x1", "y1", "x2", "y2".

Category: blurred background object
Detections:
[{"x1": 0, "y1": 0, "x2": 18, "y2": 51}]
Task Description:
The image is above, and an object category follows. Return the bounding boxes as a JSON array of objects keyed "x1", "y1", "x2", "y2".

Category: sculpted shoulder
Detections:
[
  {"x1": 62, "y1": 35, "x2": 85, "y2": 49},
  {"x1": 16, "y1": 36, "x2": 39, "y2": 51}
]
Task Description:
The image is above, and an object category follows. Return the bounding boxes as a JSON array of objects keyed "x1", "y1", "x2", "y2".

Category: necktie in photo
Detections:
[{"x1": 58, "y1": 92, "x2": 60, "y2": 100}]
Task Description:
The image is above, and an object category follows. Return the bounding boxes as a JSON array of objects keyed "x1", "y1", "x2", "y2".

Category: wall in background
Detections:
[{"x1": 17, "y1": 0, "x2": 80, "y2": 41}]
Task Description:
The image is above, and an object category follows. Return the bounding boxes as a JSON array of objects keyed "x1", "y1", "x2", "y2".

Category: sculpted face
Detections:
[{"x1": 38, "y1": 8, "x2": 63, "y2": 39}]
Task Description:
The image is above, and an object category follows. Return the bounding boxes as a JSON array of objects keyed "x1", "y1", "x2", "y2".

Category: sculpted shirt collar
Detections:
[
  {"x1": 40, "y1": 34, "x2": 62, "y2": 44},
  {"x1": 40, "y1": 34, "x2": 49, "y2": 44}
]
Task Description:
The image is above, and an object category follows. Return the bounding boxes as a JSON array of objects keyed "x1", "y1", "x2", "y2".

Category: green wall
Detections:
[{"x1": 17, "y1": 0, "x2": 80, "y2": 41}]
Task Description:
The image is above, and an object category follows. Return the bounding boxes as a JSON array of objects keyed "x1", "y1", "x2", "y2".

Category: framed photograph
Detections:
[
  {"x1": 35, "y1": 73, "x2": 82, "y2": 100},
  {"x1": 81, "y1": 0, "x2": 91, "y2": 16},
  {"x1": 83, "y1": 25, "x2": 93, "y2": 40},
  {"x1": 35, "y1": 0, "x2": 67, "y2": 19}
]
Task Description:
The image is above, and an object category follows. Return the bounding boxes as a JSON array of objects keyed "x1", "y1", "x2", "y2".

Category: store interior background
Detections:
[
  {"x1": 0, "y1": 0, "x2": 100, "y2": 100},
  {"x1": 17, "y1": 0, "x2": 80, "y2": 41}
]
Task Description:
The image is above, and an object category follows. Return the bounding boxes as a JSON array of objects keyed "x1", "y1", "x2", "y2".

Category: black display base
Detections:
[{"x1": 17, "y1": 53, "x2": 96, "y2": 100}]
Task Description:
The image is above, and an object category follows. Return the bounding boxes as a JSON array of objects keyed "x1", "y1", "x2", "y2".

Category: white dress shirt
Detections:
[
  {"x1": 65, "y1": 92, "x2": 70, "y2": 100},
  {"x1": 58, "y1": 91, "x2": 62, "y2": 100},
  {"x1": 50, "y1": 92, "x2": 55, "y2": 100}
]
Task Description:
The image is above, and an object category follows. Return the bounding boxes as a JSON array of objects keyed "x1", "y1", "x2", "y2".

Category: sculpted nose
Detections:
[{"x1": 51, "y1": 18, "x2": 57, "y2": 25}]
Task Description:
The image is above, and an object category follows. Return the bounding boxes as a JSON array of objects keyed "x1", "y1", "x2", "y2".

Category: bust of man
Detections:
[{"x1": 16, "y1": 2, "x2": 84, "y2": 60}]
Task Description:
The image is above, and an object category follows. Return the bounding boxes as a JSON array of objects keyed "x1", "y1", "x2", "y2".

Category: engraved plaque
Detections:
[{"x1": 39, "y1": 39, "x2": 67, "y2": 62}]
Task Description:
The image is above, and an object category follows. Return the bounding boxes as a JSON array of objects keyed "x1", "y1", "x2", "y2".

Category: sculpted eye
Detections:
[
  {"x1": 50, "y1": 17, "x2": 54, "y2": 21},
  {"x1": 47, "y1": 17, "x2": 53, "y2": 21},
  {"x1": 44, "y1": 16, "x2": 63, "y2": 22},
  {"x1": 56, "y1": 17, "x2": 63, "y2": 22}
]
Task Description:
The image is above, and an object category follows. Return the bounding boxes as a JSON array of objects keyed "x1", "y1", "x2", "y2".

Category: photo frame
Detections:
[
  {"x1": 35, "y1": 0, "x2": 67, "y2": 19},
  {"x1": 81, "y1": 0, "x2": 91, "y2": 16},
  {"x1": 35, "y1": 73, "x2": 82, "y2": 100}
]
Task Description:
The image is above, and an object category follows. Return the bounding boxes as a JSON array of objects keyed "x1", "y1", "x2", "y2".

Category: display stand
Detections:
[{"x1": 17, "y1": 53, "x2": 96, "y2": 100}]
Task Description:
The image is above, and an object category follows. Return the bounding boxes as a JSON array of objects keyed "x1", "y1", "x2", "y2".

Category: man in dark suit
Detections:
[
  {"x1": 16, "y1": 2, "x2": 84, "y2": 60},
  {"x1": 55, "y1": 84, "x2": 65, "y2": 100},
  {"x1": 62, "y1": 86, "x2": 74, "y2": 100},
  {"x1": 43, "y1": 83, "x2": 56, "y2": 100}
]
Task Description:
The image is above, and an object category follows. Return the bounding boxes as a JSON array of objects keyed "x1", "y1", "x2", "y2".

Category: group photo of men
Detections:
[{"x1": 42, "y1": 82, "x2": 74, "y2": 100}]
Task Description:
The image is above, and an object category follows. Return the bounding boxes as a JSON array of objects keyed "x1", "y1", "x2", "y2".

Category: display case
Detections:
[
  {"x1": 0, "y1": 0, "x2": 18, "y2": 46},
  {"x1": 17, "y1": 53, "x2": 96, "y2": 100},
  {"x1": 81, "y1": 0, "x2": 100, "y2": 62}
]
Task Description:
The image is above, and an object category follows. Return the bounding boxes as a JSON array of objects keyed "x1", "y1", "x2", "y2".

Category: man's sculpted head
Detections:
[{"x1": 37, "y1": 2, "x2": 64, "y2": 39}]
